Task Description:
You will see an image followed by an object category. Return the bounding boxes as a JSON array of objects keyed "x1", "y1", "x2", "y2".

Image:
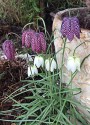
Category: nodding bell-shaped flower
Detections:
[
  {"x1": 34, "y1": 56, "x2": 44, "y2": 68},
  {"x1": 22, "y1": 28, "x2": 46, "y2": 53},
  {"x1": 27, "y1": 65, "x2": 38, "y2": 77},
  {"x1": 22, "y1": 29, "x2": 35, "y2": 48},
  {"x1": 61, "y1": 17, "x2": 80, "y2": 41},
  {"x1": 2, "y1": 40, "x2": 15, "y2": 60},
  {"x1": 31, "y1": 32, "x2": 46, "y2": 53},
  {"x1": 45, "y1": 58, "x2": 57, "y2": 72},
  {"x1": 66, "y1": 56, "x2": 80, "y2": 73}
]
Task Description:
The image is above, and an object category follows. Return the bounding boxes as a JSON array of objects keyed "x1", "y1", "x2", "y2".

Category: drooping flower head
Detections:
[
  {"x1": 31, "y1": 32, "x2": 46, "y2": 53},
  {"x1": 2, "y1": 40, "x2": 15, "y2": 60},
  {"x1": 61, "y1": 17, "x2": 80, "y2": 41},
  {"x1": 22, "y1": 29, "x2": 46, "y2": 53},
  {"x1": 66, "y1": 56, "x2": 80, "y2": 73},
  {"x1": 27, "y1": 65, "x2": 38, "y2": 77},
  {"x1": 34, "y1": 56, "x2": 44, "y2": 68},
  {"x1": 22, "y1": 29, "x2": 35, "y2": 48},
  {"x1": 45, "y1": 58, "x2": 57, "y2": 72}
]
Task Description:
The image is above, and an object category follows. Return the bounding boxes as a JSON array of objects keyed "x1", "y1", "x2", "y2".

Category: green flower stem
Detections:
[
  {"x1": 60, "y1": 38, "x2": 67, "y2": 107},
  {"x1": 60, "y1": 38, "x2": 67, "y2": 81},
  {"x1": 22, "y1": 22, "x2": 35, "y2": 32},
  {"x1": 6, "y1": 32, "x2": 21, "y2": 39},
  {"x1": 70, "y1": 72, "x2": 73, "y2": 116},
  {"x1": 37, "y1": 17, "x2": 46, "y2": 34},
  {"x1": 48, "y1": 71, "x2": 53, "y2": 101},
  {"x1": 80, "y1": 53, "x2": 90, "y2": 68},
  {"x1": 68, "y1": 71, "x2": 77, "y2": 86},
  {"x1": 45, "y1": 71, "x2": 52, "y2": 122},
  {"x1": 73, "y1": 41, "x2": 90, "y2": 56}
]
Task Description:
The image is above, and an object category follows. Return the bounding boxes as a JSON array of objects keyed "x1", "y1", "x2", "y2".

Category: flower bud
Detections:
[{"x1": 2, "y1": 40, "x2": 15, "y2": 60}]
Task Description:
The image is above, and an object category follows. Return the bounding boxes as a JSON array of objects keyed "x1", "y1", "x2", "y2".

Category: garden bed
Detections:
[{"x1": 0, "y1": 1, "x2": 90, "y2": 125}]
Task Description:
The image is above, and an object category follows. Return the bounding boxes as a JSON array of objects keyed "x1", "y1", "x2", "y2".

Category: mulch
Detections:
[{"x1": 0, "y1": 58, "x2": 30, "y2": 125}]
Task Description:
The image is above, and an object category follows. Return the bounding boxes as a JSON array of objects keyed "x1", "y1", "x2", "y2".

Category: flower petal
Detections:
[
  {"x1": 61, "y1": 17, "x2": 69, "y2": 37},
  {"x1": 36, "y1": 33, "x2": 42, "y2": 53},
  {"x1": 31, "y1": 34, "x2": 36, "y2": 52},
  {"x1": 50, "y1": 59, "x2": 57, "y2": 72},
  {"x1": 31, "y1": 33, "x2": 41, "y2": 53},
  {"x1": 75, "y1": 57, "x2": 80, "y2": 71},
  {"x1": 73, "y1": 17, "x2": 80, "y2": 39},
  {"x1": 39, "y1": 32, "x2": 46, "y2": 53},
  {"x1": 45, "y1": 59, "x2": 50, "y2": 71},
  {"x1": 67, "y1": 18, "x2": 74, "y2": 41},
  {"x1": 39, "y1": 56, "x2": 44, "y2": 67},
  {"x1": 67, "y1": 57, "x2": 76, "y2": 73},
  {"x1": 45, "y1": 58, "x2": 57, "y2": 72},
  {"x1": 34, "y1": 56, "x2": 41, "y2": 68},
  {"x1": 2, "y1": 40, "x2": 15, "y2": 60},
  {"x1": 27, "y1": 66, "x2": 32, "y2": 77},
  {"x1": 22, "y1": 29, "x2": 35, "y2": 48},
  {"x1": 32, "y1": 65, "x2": 38, "y2": 75}
]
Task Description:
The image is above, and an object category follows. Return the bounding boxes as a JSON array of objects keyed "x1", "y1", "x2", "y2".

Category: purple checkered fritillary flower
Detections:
[
  {"x1": 22, "y1": 29, "x2": 35, "y2": 48},
  {"x1": 61, "y1": 17, "x2": 80, "y2": 41},
  {"x1": 31, "y1": 32, "x2": 46, "y2": 53},
  {"x1": 2, "y1": 40, "x2": 15, "y2": 60}
]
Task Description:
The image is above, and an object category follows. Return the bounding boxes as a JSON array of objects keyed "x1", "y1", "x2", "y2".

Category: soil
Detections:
[
  {"x1": 0, "y1": 57, "x2": 43, "y2": 125},
  {"x1": 0, "y1": 21, "x2": 23, "y2": 125},
  {"x1": 0, "y1": 58, "x2": 29, "y2": 125}
]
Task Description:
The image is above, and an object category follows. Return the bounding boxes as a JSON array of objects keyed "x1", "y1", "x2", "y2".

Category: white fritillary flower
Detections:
[
  {"x1": 27, "y1": 65, "x2": 38, "y2": 77},
  {"x1": 45, "y1": 58, "x2": 57, "y2": 72},
  {"x1": 34, "y1": 56, "x2": 44, "y2": 68},
  {"x1": 67, "y1": 56, "x2": 80, "y2": 73}
]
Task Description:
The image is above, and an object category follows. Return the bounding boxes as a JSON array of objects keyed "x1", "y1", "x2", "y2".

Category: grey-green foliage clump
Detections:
[
  {"x1": 0, "y1": 0, "x2": 42, "y2": 25},
  {"x1": 0, "y1": 0, "x2": 84, "y2": 25},
  {"x1": 0, "y1": 71, "x2": 88, "y2": 125}
]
